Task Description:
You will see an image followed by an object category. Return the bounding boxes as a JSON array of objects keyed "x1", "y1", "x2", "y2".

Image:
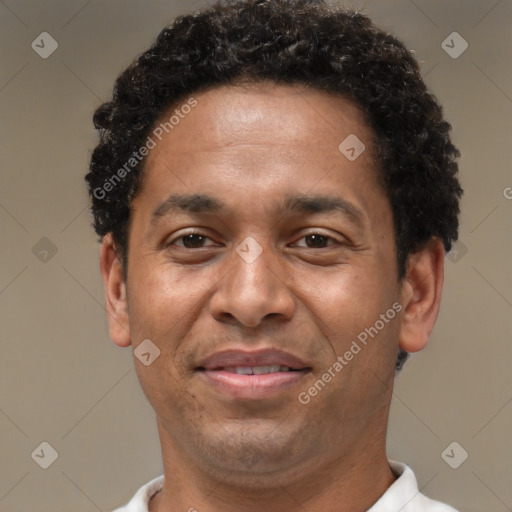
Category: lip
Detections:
[
  {"x1": 198, "y1": 348, "x2": 309, "y2": 371},
  {"x1": 196, "y1": 349, "x2": 311, "y2": 400}
]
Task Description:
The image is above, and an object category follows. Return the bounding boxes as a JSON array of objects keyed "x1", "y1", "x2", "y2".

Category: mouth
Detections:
[
  {"x1": 196, "y1": 349, "x2": 312, "y2": 399},
  {"x1": 206, "y1": 365, "x2": 299, "y2": 374}
]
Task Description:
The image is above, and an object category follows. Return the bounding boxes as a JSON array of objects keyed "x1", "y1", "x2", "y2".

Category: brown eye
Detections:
[
  {"x1": 182, "y1": 234, "x2": 206, "y2": 248},
  {"x1": 304, "y1": 234, "x2": 332, "y2": 248},
  {"x1": 293, "y1": 233, "x2": 338, "y2": 249},
  {"x1": 171, "y1": 233, "x2": 215, "y2": 248}
]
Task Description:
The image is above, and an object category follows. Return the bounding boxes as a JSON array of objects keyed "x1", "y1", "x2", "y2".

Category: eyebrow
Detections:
[
  {"x1": 284, "y1": 194, "x2": 365, "y2": 225},
  {"x1": 151, "y1": 193, "x2": 225, "y2": 224},
  {"x1": 151, "y1": 193, "x2": 365, "y2": 226}
]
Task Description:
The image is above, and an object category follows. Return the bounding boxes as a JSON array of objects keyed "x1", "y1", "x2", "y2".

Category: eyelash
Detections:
[{"x1": 167, "y1": 231, "x2": 341, "y2": 249}]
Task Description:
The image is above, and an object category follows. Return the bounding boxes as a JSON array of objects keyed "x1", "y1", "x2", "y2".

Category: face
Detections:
[{"x1": 109, "y1": 83, "x2": 411, "y2": 483}]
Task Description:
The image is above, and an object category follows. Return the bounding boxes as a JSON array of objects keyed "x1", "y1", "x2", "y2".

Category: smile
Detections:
[
  {"x1": 221, "y1": 365, "x2": 294, "y2": 374},
  {"x1": 197, "y1": 366, "x2": 311, "y2": 399},
  {"x1": 196, "y1": 348, "x2": 312, "y2": 399}
]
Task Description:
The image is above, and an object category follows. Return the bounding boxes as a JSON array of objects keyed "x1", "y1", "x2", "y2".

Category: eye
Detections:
[
  {"x1": 168, "y1": 232, "x2": 217, "y2": 249},
  {"x1": 292, "y1": 233, "x2": 339, "y2": 249},
  {"x1": 166, "y1": 231, "x2": 341, "y2": 250}
]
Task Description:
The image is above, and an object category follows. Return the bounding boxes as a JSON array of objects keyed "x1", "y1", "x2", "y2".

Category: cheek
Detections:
[
  {"x1": 295, "y1": 262, "x2": 391, "y2": 331},
  {"x1": 127, "y1": 266, "x2": 206, "y2": 410},
  {"x1": 127, "y1": 259, "x2": 224, "y2": 348},
  {"x1": 127, "y1": 264, "x2": 190, "y2": 339},
  {"x1": 297, "y1": 259, "x2": 400, "y2": 380}
]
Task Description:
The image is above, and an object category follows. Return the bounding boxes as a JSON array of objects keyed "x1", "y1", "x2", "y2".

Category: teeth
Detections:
[
  {"x1": 223, "y1": 365, "x2": 291, "y2": 375},
  {"x1": 252, "y1": 365, "x2": 282, "y2": 375},
  {"x1": 235, "y1": 366, "x2": 253, "y2": 375}
]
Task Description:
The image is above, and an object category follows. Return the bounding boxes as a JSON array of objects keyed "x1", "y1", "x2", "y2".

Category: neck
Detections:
[{"x1": 149, "y1": 425, "x2": 396, "y2": 512}]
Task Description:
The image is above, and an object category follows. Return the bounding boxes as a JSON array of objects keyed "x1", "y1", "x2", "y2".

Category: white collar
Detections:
[
  {"x1": 114, "y1": 461, "x2": 457, "y2": 511},
  {"x1": 367, "y1": 460, "x2": 457, "y2": 511}
]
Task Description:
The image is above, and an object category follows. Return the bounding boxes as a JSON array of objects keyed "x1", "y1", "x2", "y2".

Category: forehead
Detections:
[
  {"x1": 147, "y1": 83, "x2": 374, "y2": 161},
  {"x1": 134, "y1": 82, "x2": 383, "y2": 222}
]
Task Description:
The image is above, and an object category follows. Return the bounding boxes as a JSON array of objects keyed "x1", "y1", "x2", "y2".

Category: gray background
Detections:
[{"x1": 1, "y1": 0, "x2": 511, "y2": 510}]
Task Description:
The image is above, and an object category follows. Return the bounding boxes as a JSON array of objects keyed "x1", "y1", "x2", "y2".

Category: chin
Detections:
[{"x1": 184, "y1": 419, "x2": 321, "y2": 486}]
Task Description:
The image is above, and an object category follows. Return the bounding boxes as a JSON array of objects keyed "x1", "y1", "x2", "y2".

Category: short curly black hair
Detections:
[{"x1": 85, "y1": 0, "x2": 462, "y2": 370}]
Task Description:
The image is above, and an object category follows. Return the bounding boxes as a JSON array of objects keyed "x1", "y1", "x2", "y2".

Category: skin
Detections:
[{"x1": 100, "y1": 83, "x2": 445, "y2": 512}]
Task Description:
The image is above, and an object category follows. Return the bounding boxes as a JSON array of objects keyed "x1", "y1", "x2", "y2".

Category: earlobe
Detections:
[
  {"x1": 398, "y1": 238, "x2": 445, "y2": 353},
  {"x1": 100, "y1": 234, "x2": 131, "y2": 347}
]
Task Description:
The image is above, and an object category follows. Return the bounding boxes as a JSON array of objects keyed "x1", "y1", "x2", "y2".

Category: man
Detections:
[{"x1": 85, "y1": 0, "x2": 462, "y2": 510}]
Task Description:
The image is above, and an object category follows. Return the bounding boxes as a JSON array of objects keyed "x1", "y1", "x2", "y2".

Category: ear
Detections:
[
  {"x1": 398, "y1": 237, "x2": 445, "y2": 353},
  {"x1": 100, "y1": 233, "x2": 131, "y2": 347}
]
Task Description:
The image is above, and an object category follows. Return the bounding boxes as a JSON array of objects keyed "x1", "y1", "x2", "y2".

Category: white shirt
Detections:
[{"x1": 112, "y1": 460, "x2": 458, "y2": 512}]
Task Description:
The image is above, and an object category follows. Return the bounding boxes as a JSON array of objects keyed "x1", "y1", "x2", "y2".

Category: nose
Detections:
[{"x1": 209, "y1": 239, "x2": 295, "y2": 328}]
